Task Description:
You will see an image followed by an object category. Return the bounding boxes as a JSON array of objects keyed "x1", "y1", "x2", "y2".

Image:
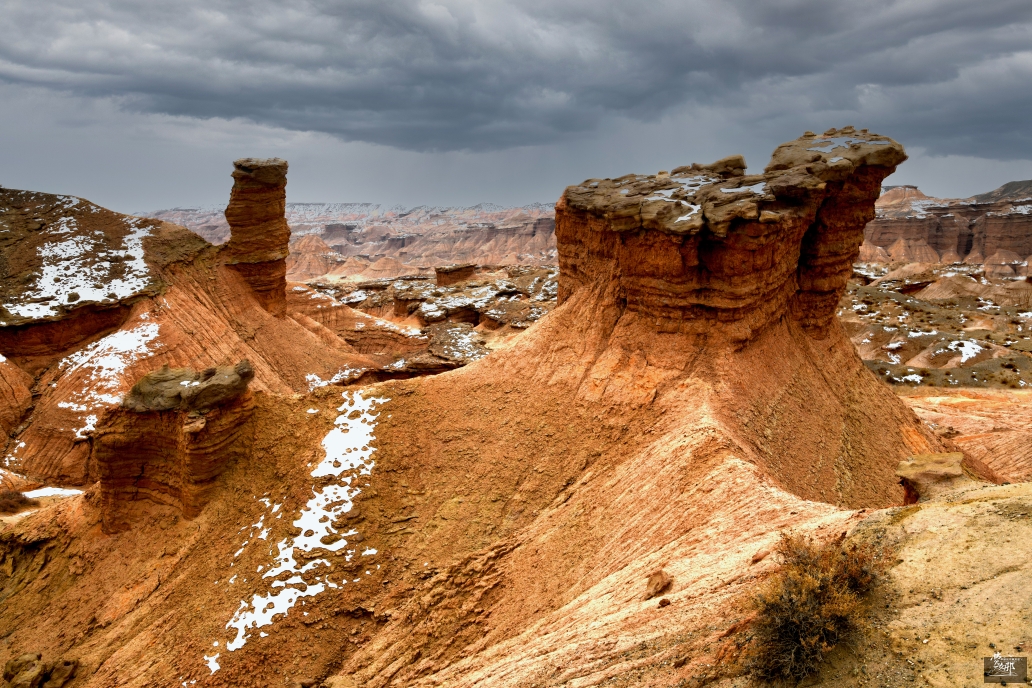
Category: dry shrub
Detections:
[
  {"x1": 0, "y1": 490, "x2": 38, "y2": 514},
  {"x1": 748, "y1": 533, "x2": 883, "y2": 683}
]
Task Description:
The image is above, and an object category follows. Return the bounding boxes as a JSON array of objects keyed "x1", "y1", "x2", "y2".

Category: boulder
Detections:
[
  {"x1": 644, "y1": 569, "x2": 672, "y2": 599},
  {"x1": 122, "y1": 360, "x2": 254, "y2": 413},
  {"x1": 3, "y1": 654, "x2": 41, "y2": 682}
]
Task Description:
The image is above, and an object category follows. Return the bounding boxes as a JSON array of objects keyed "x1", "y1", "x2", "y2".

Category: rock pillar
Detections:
[{"x1": 223, "y1": 158, "x2": 290, "y2": 315}]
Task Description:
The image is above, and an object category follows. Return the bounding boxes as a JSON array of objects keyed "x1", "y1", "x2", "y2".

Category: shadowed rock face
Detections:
[
  {"x1": 95, "y1": 361, "x2": 255, "y2": 532},
  {"x1": 222, "y1": 158, "x2": 291, "y2": 315},
  {"x1": 558, "y1": 127, "x2": 907, "y2": 342}
]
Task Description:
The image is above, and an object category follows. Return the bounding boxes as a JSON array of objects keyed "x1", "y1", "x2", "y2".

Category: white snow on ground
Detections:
[
  {"x1": 947, "y1": 339, "x2": 983, "y2": 363},
  {"x1": 305, "y1": 365, "x2": 366, "y2": 391},
  {"x1": 22, "y1": 487, "x2": 83, "y2": 499},
  {"x1": 675, "y1": 204, "x2": 701, "y2": 223},
  {"x1": 55, "y1": 319, "x2": 162, "y2": 438},
  {"x1": 216, "y1": 392, "x2": 387, "y2": 662},
  {"x1": 2, "y1": 215, "x2": 154, "y2": 320},
  {"x1": 719, "y1": 182, "x2": 766, "y2": 195}
]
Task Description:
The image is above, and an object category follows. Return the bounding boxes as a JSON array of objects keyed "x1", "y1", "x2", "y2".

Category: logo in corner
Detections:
[{"x1": 984, "y1": 654, "x2": 1027, "y2": 684}]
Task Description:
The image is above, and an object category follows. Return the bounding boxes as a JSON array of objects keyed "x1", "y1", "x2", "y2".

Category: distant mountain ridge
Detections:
[
  {"x1": 141, "y1": 202, "x2": 558, "y2": 281},
  {"x1": 860, "y1": 179, "x2": 1032, "y2": 275}
]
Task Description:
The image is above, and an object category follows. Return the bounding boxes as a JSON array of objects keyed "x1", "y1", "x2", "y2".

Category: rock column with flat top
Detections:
[{"x1": 222, "y1": 157, "x2": 290, "y2": 315}]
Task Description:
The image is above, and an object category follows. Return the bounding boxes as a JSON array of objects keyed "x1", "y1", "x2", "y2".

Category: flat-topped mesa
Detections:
[
  {"x1": 93, "y1": 361, "x2": 255, "y2": 533},
  {"x1": 557, "y1": 127, "x2": 907, "y2": 341},
  {"x1": 222, "y1": 158, "x2": 290, "y2": 315}
]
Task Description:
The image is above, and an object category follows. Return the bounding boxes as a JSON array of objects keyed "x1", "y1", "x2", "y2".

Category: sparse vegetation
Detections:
[
  {"x1": 748, "y1": 533, "x2": 884, "y2": 683},
  {"x1": 0, "y1": 490, "x2": 38, "y2": 514}
]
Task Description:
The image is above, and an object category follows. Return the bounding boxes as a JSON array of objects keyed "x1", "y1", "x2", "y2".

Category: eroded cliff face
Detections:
[
  {"x1": 558, "y1": 129, "x2": 906, "y2": 342},
  {"x1": 94, "y1": 362, "x2": 255, "y2": 532},
  {"x1": 221, "y1": 158, "x2": 291, "y2": 315},
  {"x1": 148, "y1": 203, "x2": 558, "y2": 282},
  {"x1": 861, "y1": 180, "x2": 1032, "y2": 274}
]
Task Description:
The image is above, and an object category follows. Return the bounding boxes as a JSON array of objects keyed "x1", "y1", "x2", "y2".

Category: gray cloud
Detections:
[{"x1": 2, "y1": 0, "x2": 1031, "y2": 158}]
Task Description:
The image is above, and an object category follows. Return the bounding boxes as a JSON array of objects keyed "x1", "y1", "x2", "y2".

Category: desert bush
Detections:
[
  {"x1": 0, "y1": 490, "x2": 38, "y2": 514},
  {"x1": 748, "y1": 533, "x2": 883, "y2": 683}
]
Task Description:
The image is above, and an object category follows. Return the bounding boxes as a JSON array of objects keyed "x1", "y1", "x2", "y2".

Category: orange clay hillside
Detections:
[{"x1": 2, "y1": 129, "x2": 991, "y2": 688}]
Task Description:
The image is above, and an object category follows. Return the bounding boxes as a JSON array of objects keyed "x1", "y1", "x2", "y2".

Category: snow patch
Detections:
[{"x1": 217, "y1": 392, "x2": 387, "y2": 659}]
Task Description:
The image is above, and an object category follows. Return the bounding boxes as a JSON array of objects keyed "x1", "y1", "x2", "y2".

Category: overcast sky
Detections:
[{"x1": 2, "y1": 0, "x2": 1031, "y2": 212}]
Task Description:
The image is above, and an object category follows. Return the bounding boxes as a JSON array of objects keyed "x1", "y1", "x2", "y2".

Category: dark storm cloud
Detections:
[{"x1": 2, "y1": 0, "x2": 1031, "y2": 157}]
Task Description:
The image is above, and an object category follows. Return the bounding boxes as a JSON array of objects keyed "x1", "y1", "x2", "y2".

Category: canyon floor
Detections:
[{"x1": 2, "y1": 135, "x2": 1031, "y2": 688}]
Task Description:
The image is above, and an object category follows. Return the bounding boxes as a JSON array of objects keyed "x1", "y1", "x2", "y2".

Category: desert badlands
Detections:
[{"x1": 1, "y1": 129, "x2": 1031, "y2": 688}]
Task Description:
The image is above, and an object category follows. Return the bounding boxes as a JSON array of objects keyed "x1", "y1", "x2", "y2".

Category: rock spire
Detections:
[{"x1": 222, "y1": 157, "x2": 290, "y2": 315}]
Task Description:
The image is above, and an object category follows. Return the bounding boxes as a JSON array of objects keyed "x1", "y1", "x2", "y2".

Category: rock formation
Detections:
[
  {"x1": 434, "y1": 263, "x2": 477, "y2": 286},
  {"x1": 221, "y1": 158, "x2": 291, "y2": 315},
  {"x1": 6, "y1": 131, "x2": 999, "y2": 688},
  {"x1": 0, "y1": 189, "x2": 168, "y2": 371},
  {"x1": 94, "y1": 361, "x2": 255, "y2": 532},
  {"x1": 559, "y1": 127, "x2": 906, "y2": 341},
  {"x1": 860, "y1": 180, "x2": 1032, "y2": 272}
]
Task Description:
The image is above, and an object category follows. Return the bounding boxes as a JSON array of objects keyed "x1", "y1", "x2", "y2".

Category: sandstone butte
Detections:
[{"x1": 0, "y1": 130, "x2": 1027, "y2": 688}]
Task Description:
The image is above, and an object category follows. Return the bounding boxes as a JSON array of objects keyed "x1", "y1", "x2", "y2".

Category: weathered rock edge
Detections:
[
  {"x1": 95, "y1": 361, "x2": 256, "y2": 532},
  {"x1": 557, "y1": 126, "x2": 907, "y2": 341}
]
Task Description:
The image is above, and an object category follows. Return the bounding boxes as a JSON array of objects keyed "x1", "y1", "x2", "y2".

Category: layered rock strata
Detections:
[
  {"x1": 94, "y1": 361, "x2": 255, "y2": 532},
  {"x1": 222, "y1": 158, "x2": 291, "y2": 315},
  {"x1": 559, "y1": 127, "x2": 906, "y2": 341},
  {"x1": 861, "y1": 180, "x2": 1032, "y2": 273},
  {"x1": 148, "y1": 203, "x2": 558, "y2": 281},
  {"x1": 0, "y1": 190, "x2": 165, "y2": 368}
]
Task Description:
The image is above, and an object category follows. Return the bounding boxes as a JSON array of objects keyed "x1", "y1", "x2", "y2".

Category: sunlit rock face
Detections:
[
  {"x1": 557, "y1": 128, "x2": 906, "y2": 342},
  {"x1": 222, "y1": 158, "x2": 291, "y2": 315}
]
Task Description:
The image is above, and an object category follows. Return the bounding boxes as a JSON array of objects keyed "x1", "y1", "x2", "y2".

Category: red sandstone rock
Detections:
[
  {"x1": 146, "y1": 203, "x2": 558, "y2": 281},
  {"x1": 435, "y1": 263, "x2": 477, "y2": 286},
  {"x1": 0, "y1": 131, "x2": 954, "y2": 688},
  {"x1": 222, "y1": 158, "x2": 291, "y2": 314},
  {"x1": 559, "y1": 126, "x2": 907, "y2": 341},
  {"x1": 94, "y1": 362, "x2": 256, "y2": 532},
  {"x1": 0, "y1": 357, "x2": 32, "y2": 439}
]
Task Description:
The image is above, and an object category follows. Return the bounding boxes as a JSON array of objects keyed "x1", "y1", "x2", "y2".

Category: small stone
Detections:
[
  {"x1": 645, "y1": 569, "x2": 672, "y2": 599},
  {"x1": 658, "y1": 598, "x2": 671, "y2": 608}
]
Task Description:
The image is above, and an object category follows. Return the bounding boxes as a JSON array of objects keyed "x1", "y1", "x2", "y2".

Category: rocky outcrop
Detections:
[
  {"x1": 221, "y1": 158, "x2": 291, "y2": 315},
  {"x1": 559, "y1": 126, "x2": 906, "y2": 341},
  {"x1": 435, "y1": 263, "x2": 477, "y2": 286},
  {"x1": 2, "y1": 654, "x2": 76, "y2": 688},
  {"x1": 309, "y1": 265, "x2": 558, "y2": 330},
  {"x1": 94, "y1": 361, "x2": 255, "y2": 532},
  {"x1": 860, "y1": 180, "x2": 1032, "y2": 271},
  {"x1": 0, "y1": 190, "x2": 180, "y2": 373},
  {"x1": 896, "y1": 452, "x2": 984, "y2": 503},
  {"x1": 122, "y1": 360, "x2": 254, "y2": 412}
]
